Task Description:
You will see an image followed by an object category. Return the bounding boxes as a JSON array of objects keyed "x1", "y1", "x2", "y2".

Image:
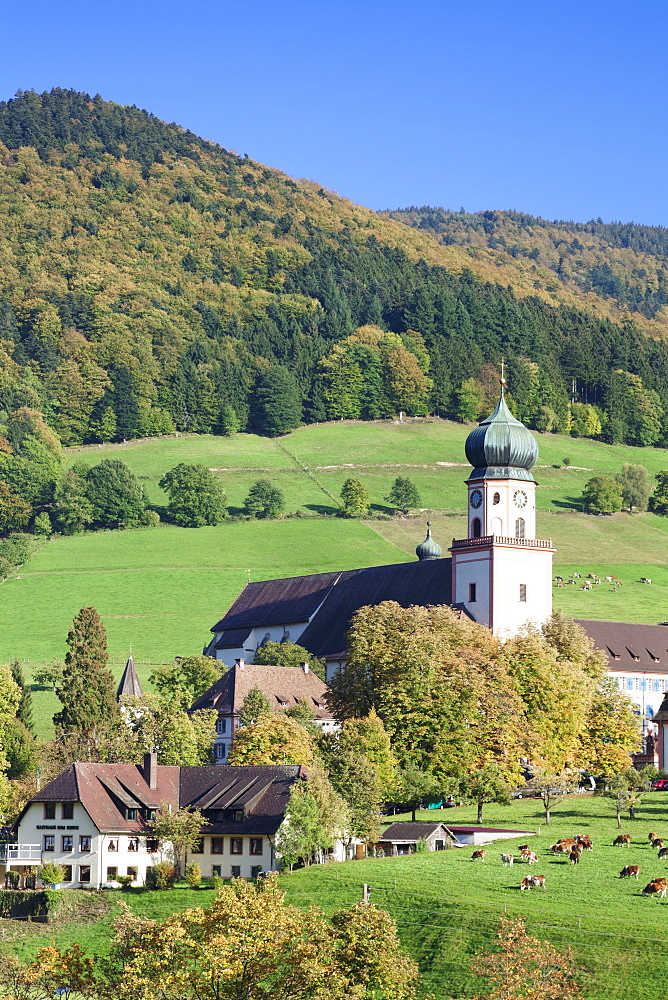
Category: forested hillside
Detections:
[
  {"x1": 386, "y1": 206, "x2": 668, "y2": 329},
  {"x1": 2, "y1": 89, "x2": 668, "y2": 448}
]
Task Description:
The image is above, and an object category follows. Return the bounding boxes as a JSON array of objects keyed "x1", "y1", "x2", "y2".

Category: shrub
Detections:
[
  {"x1": 38, "y1": 863, "x2": 66, "y2": 885},
  {"x1": 185, "y1": 862, "x2": 202, "y2": 888},
  {"x1": 0, "y1": 533, "x2": 35, "y2": 566},
  {"x1": 32, "y1": 511, "x2": 52, "y2": 536},
  {"x1": 140, "y1": 509, "x2": 160, "y2": 528},
  {"x1": 145, "y1": 861, "x2": 178, "y2": 890},
  {"x1": 0, "y1": 557, "x2": 13, "y2": 580},
  {"x1": 205, "y1": 874, "x2": 224, "y2": 890},
  {"x1": 414, "y1": 838, "x2": 429, "y2": 854}
]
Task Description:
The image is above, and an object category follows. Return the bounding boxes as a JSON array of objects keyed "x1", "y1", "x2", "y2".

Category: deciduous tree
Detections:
[
  {"x1": 340, "y1": 477, "x2": 370, "y2": 517},
  {"x1": 244, "y1": 478, "x2": 285, "y2": 518},
  {"x1": 228, "y1": 712, "x2": 316, "y2": 766},
  {"x1": 238, "y1": 686, "x2": 272, "y2": 726},
  {"x1": 581, "y1": 475, "x2": 623, "y2": 514},
  {"x1": 471, "y1": 914, "x2": 583, "y2": 1000},
  {"x1": 159, "y1": 463, "x2": 227, "y2": 526},
  {"x1": 385, "y1": 476, "x2": 422, "y2": 513},
  {"x1": 151, "y1": 805, "x2": 204, "y2": 874}
]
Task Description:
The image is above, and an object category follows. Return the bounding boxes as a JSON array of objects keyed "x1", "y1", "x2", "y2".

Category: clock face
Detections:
[
  {"x1": 470, "y1": 489, "x2": 483, "y2": 509},
  {"x1": 513, "y1": 490, "x2": 528, "y2": 508}
]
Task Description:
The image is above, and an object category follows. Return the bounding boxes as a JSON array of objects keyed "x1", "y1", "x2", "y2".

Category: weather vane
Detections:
[{"x1": 500, "y1": 358, "x2": 506, "y2": 390}]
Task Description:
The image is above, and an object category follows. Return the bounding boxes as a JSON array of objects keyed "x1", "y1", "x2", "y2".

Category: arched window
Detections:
[
  {"x1": 472, "y1": 518, "x2": 481, "y2": 538},
  {"x1": 493, "y1": 492, "x2": 500, "y2": 505},
  {"x1": 515, "y1": 518, "x2": 525, "y2": 539}
]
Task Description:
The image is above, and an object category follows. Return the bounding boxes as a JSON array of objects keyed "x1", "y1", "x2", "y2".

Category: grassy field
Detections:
[
  {"x1": 7, "y1": 795, "x2": 668, "y2": 998},
  {"x1": 5, "y1": 416, "x2": 668, "y2": 732}
]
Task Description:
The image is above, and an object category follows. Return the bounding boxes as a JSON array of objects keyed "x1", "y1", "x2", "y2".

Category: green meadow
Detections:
[{"x1": 7, "y1": 795, "x2": 668, "y2": 999}]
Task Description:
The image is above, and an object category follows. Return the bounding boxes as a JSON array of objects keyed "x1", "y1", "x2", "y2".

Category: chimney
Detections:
[
  {"x1": 300, "y1": 661, "x2": 309, "y2": 674},
  {"x1": 143, "y1": 751, "x2": 158, "y2": 790},
  {"x1": 235, "y1": 658, "x2": 245, "y2": 670}
]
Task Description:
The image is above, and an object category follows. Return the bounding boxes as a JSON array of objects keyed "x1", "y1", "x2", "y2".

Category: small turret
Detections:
[{"x1": 416, "y1": 522, "x2": 442, "y2": 561}]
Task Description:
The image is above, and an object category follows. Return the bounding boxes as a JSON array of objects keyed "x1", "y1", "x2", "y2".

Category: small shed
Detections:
[
  {"x1": 445, "y1": 825, "x2": 536, "y2": 847},
  {"x1": 377, "y1": 822, "x2": 456, "y2": 856}
]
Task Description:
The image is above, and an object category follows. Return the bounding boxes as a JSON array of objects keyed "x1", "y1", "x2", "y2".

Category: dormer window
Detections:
[
  {"x1": 127, "y1": 808, "x2": 137, "y2": 821},
  {"x1": 147, "y1": 809, "x2": 156, "y2": 821}
]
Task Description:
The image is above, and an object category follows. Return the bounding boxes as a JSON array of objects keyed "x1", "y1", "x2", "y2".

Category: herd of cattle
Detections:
[
  {"x1": 554, "y1": 572, "x2": 652, "y2": 591},
  {"x1": 470, "y1": 832, "x2": 668, "y2": 898}
]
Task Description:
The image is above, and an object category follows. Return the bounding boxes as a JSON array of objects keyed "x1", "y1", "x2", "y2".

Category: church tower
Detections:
[{"x1": 450, "y1": 380, "x2": 554, "y2": 637}]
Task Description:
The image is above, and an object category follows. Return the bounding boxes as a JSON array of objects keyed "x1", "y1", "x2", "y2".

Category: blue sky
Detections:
[{"x1": 2, "y1": 1, "x2": 667, "y2": 225}]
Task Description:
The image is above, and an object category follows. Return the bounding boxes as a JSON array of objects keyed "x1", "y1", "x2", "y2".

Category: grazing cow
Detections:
[
  {"x1": 605, "y1": 576, "x2": 613, "y2": 583},
  {"x1": 573, "y1": 573, "x2": 581, "y2": 578},
  {"x1": 501, "y1": 853, "x2": 514, "y2": 866},
  {"x1": 569, "y1": 849, "x2": 581, "y2": 865},
  {"x1": 649, "y1": 832, "x2": 659, "y2": 843},
  {"x1": 613, "y1": 834, "x2": 632, "y2": 846},
  {"x1": 471, "y1": 850, "x2": 485, "y2": 862},
  {"x1": 575, "y1": 835, "x2": 593, "y2": 851},
  {"x1": 554, "y1": 576, "x2": 563, "y2": 582},
  {"x1": 521, "y1": 849, "x2": 538, "y2": 864},
  {"x1": 517, "y1": 844, "x2": 530, "y2": 852},
  {"x1": 652, "y1": 838, "x2": 665, "y2": 851},
  {"x1": 642, "y1": 879, "x2": 667, "y2": 898},
  {"x1": 641, "y1": 578, "x2": 652, "y2": 584},
  {"x1": 620, "y1": 865, "x2": 640, "y2": 880},
  {"x1": 529, "y1": 874, "x2": 546, "y2": 889},
  {"x1": 658, "y1": 848, "x2": 668, "y2": 861},
  {"x1": 581, "y1": 583, "x2": 592, "y2": 591}
]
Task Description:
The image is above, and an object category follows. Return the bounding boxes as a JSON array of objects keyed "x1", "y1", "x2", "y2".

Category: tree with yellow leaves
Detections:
[
  {"x1": 471, "y1": 915, "x2": 584, "y2": 1000},
  {"x1": 7, "y1": 876, "x2": 421, "y2": 1000}
]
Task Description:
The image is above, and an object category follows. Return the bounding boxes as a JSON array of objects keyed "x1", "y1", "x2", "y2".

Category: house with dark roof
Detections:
[
  {"x1": 5, "y1": 756, "x2": 318, "y2": 889},
  {"x1": 189, "y1": 660, "x2": 337, "y2": 762}
]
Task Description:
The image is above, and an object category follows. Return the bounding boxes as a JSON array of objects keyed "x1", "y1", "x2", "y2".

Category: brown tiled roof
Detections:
[
  {"x1": 576, "y1": 619, "x2": 668, "y2": 674},
  {"x1": 25, "y1": 762, "x2": 180, "y2": 834},
  {"x1": 380, "y1": 822, "x2": 453, "y2": 842},
  {"x1": 19, "y1": 763, "x2": 306, "y2": 839},
  {"x1": 189, "y1": 663, "x2": 334, "y2": 721},
  {"x1": 116, "y1": 656, "x2": 143, "y2": 700}
]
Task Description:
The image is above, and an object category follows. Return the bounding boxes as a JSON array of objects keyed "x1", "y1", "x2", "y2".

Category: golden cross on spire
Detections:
[{"x1": 500, "y1": 357, "x2": 507, "y2": 391}]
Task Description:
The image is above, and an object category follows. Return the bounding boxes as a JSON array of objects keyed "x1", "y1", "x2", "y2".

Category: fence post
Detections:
[{"x1": 363, "y1": 883, "x2": 370, "y2": 903}]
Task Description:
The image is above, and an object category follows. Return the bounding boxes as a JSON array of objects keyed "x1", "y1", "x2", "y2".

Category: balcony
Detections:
[
  {"x1": 0, "y1": 844, "x2": 42, "y2": 862},
  {"x1": 451, "y1": 535, "x2": 553, "y2": 550}
]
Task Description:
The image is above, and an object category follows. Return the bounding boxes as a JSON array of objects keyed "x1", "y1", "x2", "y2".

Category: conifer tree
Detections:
[{"x1": 54, "y1": 607, "x2": 119, "y2": 736}]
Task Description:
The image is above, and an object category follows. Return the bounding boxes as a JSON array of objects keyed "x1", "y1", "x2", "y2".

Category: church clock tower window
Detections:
[{"x1": 515, "y1": 518, "x2": 525, "y2": 539}]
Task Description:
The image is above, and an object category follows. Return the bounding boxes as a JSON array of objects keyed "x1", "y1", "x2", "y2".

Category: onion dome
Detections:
[
  {"x1": 465, "y1": 389, "x2": 538, "y2": 482},
  {"x1": 416, "y1": 522, "x2": 442, "y2": 561}
]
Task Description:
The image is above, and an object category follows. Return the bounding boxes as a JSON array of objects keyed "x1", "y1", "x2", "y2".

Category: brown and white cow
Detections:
[
  {"x1": 521, "y1": 849, "x2": 538, "y2": 864},
  {"x1": 568, "y1": 848, "x2": 581, "y2": 865},
  {"x1": 501, "y1": 853, "x2": 514, "y2": 866},
  {"x1": 619, "y1": 865, "x2": 640, "y2": 880},
  {"x1": 649, "y1": 832, "x2": 659, "y2": 843},
  {"x1": 658, "y1": 848, "x2": 668, "y2": 861},
  {"x1": 575, "y1": 835, "x2": 593, "y2": 851},
  {"x1": 471, "y1": 850, "x2": 485, "y2": 861},
  {"x1": 652, "y1": 838, "x2": 664, "y2": 850},
  {"x1": 613, "y1": 834, "x2": 632, "y2": 846},
  {"x1": 642, "y1": 879, "x2": 667, "y2": 898}
]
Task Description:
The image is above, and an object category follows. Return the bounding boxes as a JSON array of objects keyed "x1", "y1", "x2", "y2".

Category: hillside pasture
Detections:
[
  {"x1": 282, "y1": 794, "x2": 668, "y2": 999},
  {"x1": 6, "y1": 795, "x2": 668, "y2": 998}
]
